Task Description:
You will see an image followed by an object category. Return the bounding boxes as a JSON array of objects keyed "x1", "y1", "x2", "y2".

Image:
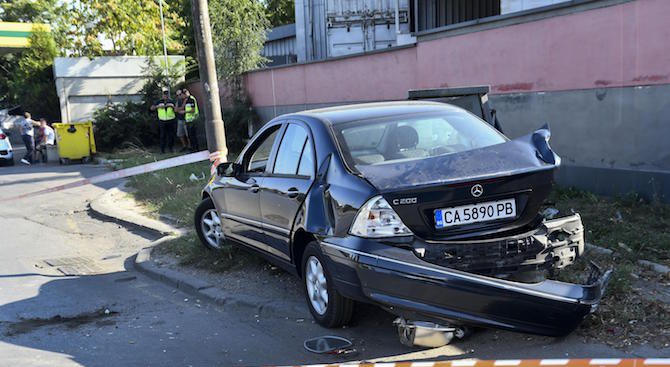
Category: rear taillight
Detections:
[{"x1": 0, "y1": 134, "x2": 6, "y2": 139}]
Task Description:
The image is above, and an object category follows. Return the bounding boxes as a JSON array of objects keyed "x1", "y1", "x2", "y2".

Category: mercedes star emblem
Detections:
[{"x1": 471, "y1": 184, "x2": 484, "y2": 197}]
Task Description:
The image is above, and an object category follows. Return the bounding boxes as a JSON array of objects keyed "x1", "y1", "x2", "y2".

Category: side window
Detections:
[
  {"x1": 247, "y1": 127, "x2": 280, "y2": 173},
  {"x1": 273, "y1": 124, "x2": 308, "y2": 176},
  {"x1": 297, "y1": 138, "x2": 314, "y2": 177}
]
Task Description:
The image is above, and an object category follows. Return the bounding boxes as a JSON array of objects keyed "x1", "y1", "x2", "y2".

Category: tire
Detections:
[
  {"x1": 302, "y1": 242, "x2": 354, "y2": 328},
  {"x1": 194, "y1": 197, "x2": 226, "y2": 250}
]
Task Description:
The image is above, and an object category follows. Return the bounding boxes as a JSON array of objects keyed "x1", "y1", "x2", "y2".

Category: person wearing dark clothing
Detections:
[{"x1": 150, "y1": 90, "x2": 177, "y2": 153}]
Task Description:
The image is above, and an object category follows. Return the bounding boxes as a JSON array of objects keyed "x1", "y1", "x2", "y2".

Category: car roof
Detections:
[{"x1": 287, "y1": 101, "x2": 462, "y2": 125}]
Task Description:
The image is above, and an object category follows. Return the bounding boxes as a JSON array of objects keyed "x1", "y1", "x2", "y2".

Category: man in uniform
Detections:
[
  {"x1": 150, "y1": 90, "x2": 177, "y2": 153},
  {"x1": 182, "y1": 88, "x2": 200, "y2": 152}
]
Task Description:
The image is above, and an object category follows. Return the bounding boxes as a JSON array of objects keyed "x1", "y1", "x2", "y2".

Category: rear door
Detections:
[
  {"x1": 215, "y1": 125, "x2": 282, "y2": 252},
  {"x1": 259, "y1": 122, "x2": 315, "y2": 261}
]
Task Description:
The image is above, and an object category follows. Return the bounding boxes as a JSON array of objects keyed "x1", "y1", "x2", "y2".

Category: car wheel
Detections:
[
  {"x1": 194, "y1": 197, "x2": 226, "y2": 250},
  {"x1": 302, "y1": 242, "x2": 354, "y2": 328}
]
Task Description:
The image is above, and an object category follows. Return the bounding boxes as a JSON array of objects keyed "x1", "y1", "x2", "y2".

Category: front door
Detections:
[
  {"x1": 259, "y1": 122, "x2": 315, "y2": 261},
  {"x1": 216, "y1": 126, "x2": 281, "y2": 252}
]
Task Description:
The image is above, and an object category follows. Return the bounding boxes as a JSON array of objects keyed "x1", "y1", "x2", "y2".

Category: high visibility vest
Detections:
[
  {"x1": 157, "y1": 102, "x2": 176, "y2": 121},
  {"x1": 184, "y1": 96, "x2": 199, "y2": 122}
]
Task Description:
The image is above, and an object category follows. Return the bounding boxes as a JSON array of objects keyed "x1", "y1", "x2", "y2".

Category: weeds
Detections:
[{"x1": 546, "y1": 186, "x2": 670, "y2": 266}]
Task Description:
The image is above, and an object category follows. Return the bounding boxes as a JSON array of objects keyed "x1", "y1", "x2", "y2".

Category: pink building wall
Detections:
[{"x1": 244, "y1": 0, "x2": 670, "y2": 108}]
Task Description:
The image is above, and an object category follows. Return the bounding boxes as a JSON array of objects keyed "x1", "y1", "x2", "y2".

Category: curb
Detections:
[
  {"x1": 90, "y1": 181, "x2": 306, "y2": 317},
  {"x1": 88, "y1": 182, "x2": 181, "y2": 236},
  {"x1": 134, "y1": 244, "x2": 306, "y2": 316}
]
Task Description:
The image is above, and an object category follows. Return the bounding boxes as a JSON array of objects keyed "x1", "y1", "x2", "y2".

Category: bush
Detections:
[
  {"x1": 92, "y1": 101, "x2": 158, "y2": 152},
  {"x1": 222, "y1": 99, "x2": 261, "y2": 154}
]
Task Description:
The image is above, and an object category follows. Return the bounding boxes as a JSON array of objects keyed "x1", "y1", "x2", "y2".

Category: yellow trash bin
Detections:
[{"x1": 53, "y1": 122, "x2": 96, "y2": 164}]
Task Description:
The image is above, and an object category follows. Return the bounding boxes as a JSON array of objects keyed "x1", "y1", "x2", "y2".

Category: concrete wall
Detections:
[
  {"x1": 53, "y1": 56, "x2": 185, "y2": 123},
  {"x1": 240, "y1": 0, "x2": 670, "y2": 201}
]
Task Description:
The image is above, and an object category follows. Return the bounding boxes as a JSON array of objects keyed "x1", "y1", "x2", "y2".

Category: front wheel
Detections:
[
  {"x1": 194, "y1": 197, "x2": 226, "y2": 250},
  {"x1": 302, "y1": 242, "x2": 354, "y2": 328}
]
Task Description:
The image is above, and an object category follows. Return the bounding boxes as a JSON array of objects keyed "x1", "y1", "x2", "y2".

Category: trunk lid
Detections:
[{"x1": 357, "y1": 127, "x2": 559, "y2": 239}]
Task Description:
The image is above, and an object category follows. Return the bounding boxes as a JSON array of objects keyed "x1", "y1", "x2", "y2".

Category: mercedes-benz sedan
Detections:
[{"x1": 196, "y1": 101, "x2": 610, "y2": 338}]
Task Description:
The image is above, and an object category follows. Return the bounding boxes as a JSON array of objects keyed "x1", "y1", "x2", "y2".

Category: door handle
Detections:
[{"x1": 286, "y1": 187, "x2": 299, "y2": 198}]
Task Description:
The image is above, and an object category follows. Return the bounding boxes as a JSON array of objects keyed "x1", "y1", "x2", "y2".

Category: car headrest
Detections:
[{"x1": 395, "y1": 125, "x2": 419, "y2": 150}]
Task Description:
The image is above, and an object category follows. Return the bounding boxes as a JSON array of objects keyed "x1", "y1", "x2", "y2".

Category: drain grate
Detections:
[{"x1": 43, "y1": 257, "x2": 105, "y2": 276}]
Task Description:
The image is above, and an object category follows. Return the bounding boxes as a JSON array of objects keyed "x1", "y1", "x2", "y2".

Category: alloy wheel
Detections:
[
  {"x1": 200, "y1": 209, "x2": 224, "y2": 249},
  {"x1": 305, "y1": 256, "x2": 329, "y2": 315}
]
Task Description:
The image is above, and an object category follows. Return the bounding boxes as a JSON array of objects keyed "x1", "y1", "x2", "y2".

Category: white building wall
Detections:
[{"x1": 53, "y1": 56, "x2": 185, "y2": 123}]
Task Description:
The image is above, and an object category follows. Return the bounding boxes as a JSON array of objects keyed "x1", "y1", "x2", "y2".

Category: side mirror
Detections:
[{"x1": 217, "y1": 162, "x2": 241, "y2": 177}]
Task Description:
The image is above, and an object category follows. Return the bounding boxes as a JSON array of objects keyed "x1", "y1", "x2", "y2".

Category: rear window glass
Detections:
[{"x1": 334, "y1": 110, "x2": 506, "y2": 168}]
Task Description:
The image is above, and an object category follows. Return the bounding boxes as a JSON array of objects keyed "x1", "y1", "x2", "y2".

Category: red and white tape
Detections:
[
  {"x1": 0, "y1": 150, "x2": 224, "y2": 202},
  {"x1": 280, "y1": 359, "x2": 668, "y2": 367}
]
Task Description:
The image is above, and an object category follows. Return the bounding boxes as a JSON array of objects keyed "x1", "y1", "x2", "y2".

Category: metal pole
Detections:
[
  {"x1": 191, "y1": 0, "x2": 228, "y2": 158},
  {"x1": 158, "y1": 0, "x2": 170, "y2": 84},
  {"x1": 395, "y1": 0, "x2": 400, "y2": 35}
]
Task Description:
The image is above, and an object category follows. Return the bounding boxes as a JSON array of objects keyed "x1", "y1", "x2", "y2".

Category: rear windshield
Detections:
[{"x1": 333, "y1": 110, "x2": 507, "y2": 168}]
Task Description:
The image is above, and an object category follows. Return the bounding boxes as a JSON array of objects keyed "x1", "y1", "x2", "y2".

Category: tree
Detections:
[
  {"x1": 209, "y1": 0, "x2": 270, "y2": 101},
  {"x1": 66, "y1": 0, "x2": 185, "y2": 57},
  {"x1": 264, "y1": 0, "x2": 294, "y2": 27},
  {"x1": 6, "y1": 30, "x2": 60, "y2": 120}
]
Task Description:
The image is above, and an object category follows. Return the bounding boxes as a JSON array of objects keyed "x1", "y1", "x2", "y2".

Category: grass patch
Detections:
[
  {"x1": 154, "y1": 232, "x2": 261, "y2": 272},
  {"x1": 546, "y1": 186, "x2": 670, "y2": 266},
  {"x1": 103, "y1": 148, "x2": 214, "y2": 225}
]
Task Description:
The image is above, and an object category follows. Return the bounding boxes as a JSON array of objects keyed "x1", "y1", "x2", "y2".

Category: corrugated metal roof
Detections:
[{"x1": 266, "y1": 23, "x2": 296, "y2": 42}]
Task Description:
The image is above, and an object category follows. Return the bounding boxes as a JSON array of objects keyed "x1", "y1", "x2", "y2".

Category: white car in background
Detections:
[{"x1": 0, "y1": 128, "x2": 14, "y2": 166}]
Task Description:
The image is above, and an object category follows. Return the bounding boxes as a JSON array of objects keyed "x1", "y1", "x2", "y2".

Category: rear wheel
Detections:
[
  {"x1": 194, "y1": 197, "x2": 226, "y2": 250},
  {"x1": 302, "y1": 242, "x2": 354, "y2": 328}
]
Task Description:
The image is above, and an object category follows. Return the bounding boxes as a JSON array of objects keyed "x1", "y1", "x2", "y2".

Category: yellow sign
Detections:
[{"x1": 0, "y1": 22, "x2": 51, "y2": 49}]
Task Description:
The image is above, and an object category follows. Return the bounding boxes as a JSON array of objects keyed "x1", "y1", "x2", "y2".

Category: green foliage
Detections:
[
  {"x1": 4, "y1": 31, "x2": 59, "y2": 120},
  {"x1": 209, "y1": 0, "x2": 270, "y2": 89},
  {"x1": 92, "y1": 59, "x2": 187, "y2": 152},
  {"x1": 547, "y1": 186, "x2": 670, "y2": 265},
  {"x1": 92, "y1": 102, "x2": 158, "y2": 152},
  {"x1": 65, "y1": 0, "x2": 185, "y2": 56},
  {"x1": 264, "y1": 0, "x2": 295, "y2": 27},
  {"x1": 222, "y1": 98, "x2": 260, "y2": 154}
]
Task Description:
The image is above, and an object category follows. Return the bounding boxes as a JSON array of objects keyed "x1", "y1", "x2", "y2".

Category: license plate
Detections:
[{"x1": 434, "y1": 198, "x2": 516, "y2": 229}]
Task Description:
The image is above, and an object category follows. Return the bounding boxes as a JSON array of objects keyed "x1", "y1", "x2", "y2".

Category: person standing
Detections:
[
  {"x1": 182, "y1": 88, "x2": 200, "y2": 152},
  {"x1": 174, "y1": 89, "x2": 190, "y2": 152},
  {"x1": 34, "y1": 118, "x2": 55, "y2": 163},
  {"x1": 18, "y1": 112, "x2": 40, "y2": 165},
  {"x1": 150, "y1": 90, "x2": 177, "y2": 154}
]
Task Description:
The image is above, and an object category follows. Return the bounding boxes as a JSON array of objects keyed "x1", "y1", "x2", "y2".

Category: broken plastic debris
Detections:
[
  {"x1": 542, "y1": 207, "x2": 560, "y2": 219},
  {"x1": 304, "y1": 336, "x2": 354, "y2": 355},
  {"x1": 189, "y1": 172, "x2": 206, "y2": 182}
]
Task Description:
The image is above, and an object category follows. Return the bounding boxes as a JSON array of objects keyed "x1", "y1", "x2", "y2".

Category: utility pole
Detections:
[
  {"x1": 191, "y1": 0, "x2": 228, "y2": 158},
  {"x1": 158, "y1": 0, "x2": 170, "y2": 84}
]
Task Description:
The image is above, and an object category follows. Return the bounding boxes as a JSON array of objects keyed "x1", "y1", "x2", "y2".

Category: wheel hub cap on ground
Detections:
[{"x1": 306, "y1": 256, "x2": 328, "y2": 315}]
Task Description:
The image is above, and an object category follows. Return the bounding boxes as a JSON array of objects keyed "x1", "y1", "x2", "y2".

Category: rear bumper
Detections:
[{"x1": 320, "y1": 231, "x2": 611, "y2": 336}]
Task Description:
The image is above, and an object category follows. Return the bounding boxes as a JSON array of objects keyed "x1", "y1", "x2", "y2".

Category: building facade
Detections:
[{"x1": 238, "y1": 0, "x2": 669, "y2": 202}]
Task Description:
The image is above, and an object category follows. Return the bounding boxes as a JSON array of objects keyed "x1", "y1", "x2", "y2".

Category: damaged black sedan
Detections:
[{"x1": 196, "y1": 101, "x2": 610, "y2": 343}]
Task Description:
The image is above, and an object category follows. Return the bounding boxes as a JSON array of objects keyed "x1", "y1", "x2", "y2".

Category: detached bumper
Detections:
[{"x1": 320, "y1": 233, "x2": 611, "y2": 336}]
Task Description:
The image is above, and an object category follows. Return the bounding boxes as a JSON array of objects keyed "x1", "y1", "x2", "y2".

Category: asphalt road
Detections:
[{"x1": 0, "y1": 162, "x2": 661, "y2": 367}]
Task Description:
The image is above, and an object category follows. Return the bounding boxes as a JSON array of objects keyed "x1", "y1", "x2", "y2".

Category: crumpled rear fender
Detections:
[{"x1": 319, "y1": 235, "x2": 611, "y2": 336}]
